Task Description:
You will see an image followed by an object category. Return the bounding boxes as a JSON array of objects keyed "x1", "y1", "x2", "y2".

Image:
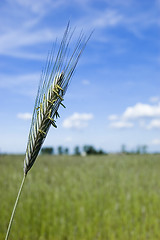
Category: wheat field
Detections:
[{"x1": 1, "y1": 154, "x2": 160, "y2": 240}]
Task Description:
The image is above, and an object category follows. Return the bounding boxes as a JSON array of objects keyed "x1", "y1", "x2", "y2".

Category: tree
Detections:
[
  {"x1": 136, "y1": 146, "x2": 141, "y2": 154},
  {"x1": 141, "y1": 145, "x2": 148, "y2": 154},
  {"x1": 121, "y1": 144, "x2": 126, "y2": 154},
  {"x1": 136, "y1": 145, "x2": 148, "y2": 154},
  {"x1": 83, "y1": 145, "x2": 97, "y2": 155},
  {"x1": 57, "y1": 146, "x2": 63, "y2": 155},
  {"x1": 97, "y1": 149, "x2": 106, "y2": 155},
  {"x1": 64, "y1": 147, "x2": 69, "y2": 155},
  {"x1": 74, "y1": 146, "x2": 81, "y2": 155},
  {"x1": 41, "y1": 147, "x2": 54, "y2": 155}
]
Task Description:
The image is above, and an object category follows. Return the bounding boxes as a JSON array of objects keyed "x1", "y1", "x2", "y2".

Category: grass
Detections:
[{"x1": 1, "y1": 154, "x2": 160, "y2": 240}]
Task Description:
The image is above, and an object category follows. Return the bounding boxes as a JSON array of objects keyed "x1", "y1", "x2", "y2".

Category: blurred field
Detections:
[{"x1": 0, "y1": 154, "x2": 160, "y2": 240}]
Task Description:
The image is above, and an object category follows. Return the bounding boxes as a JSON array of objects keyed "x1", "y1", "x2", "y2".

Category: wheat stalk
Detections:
[{"x1": 5, "y1": 23, "x2": 92, "y2": 240}]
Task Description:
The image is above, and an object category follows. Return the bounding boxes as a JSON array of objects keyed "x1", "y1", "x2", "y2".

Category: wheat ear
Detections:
[{"x1": 5, "y1": 23, "x2": 92, "y2": 240}]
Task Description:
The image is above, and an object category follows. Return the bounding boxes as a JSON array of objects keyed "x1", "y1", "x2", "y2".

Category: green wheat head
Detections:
[
  {"x1": 5, "y1": 23, "x2": 92, "y2": 240},
  {"x1": 24, "y1": 23, "x2": 91, "y2": 175}
]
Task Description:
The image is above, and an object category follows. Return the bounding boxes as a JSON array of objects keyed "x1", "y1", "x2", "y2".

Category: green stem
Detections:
[{"x1": 5, "y1": 174, "x2": 26, "y2": 240}]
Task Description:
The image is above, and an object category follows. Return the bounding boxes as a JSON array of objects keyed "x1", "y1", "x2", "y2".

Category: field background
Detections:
[{"x1": 0, "y1": 154, "x2": 160, "y2": 240}]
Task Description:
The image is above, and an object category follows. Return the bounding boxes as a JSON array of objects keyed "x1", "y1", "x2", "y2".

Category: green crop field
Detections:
[{"x1": 1, "y1": 154, "x2": 160, "y2": 240}]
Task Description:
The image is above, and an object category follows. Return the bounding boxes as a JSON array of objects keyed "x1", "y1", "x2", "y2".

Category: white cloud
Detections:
[
  {"x1": 0, "y1": 0, "x2": 65, "y2": 59},
  {"x1": 0, "y1": 28, "x2": 58, "y2": 57},
  {"x1": 14, "y1": 0, "x2": 57, "y2": 15},
  {"x1": 108, "y1": 102, "x2": 160, "y2": 130},
  {"x1": 149, "y1": 96, "x2": 160, "y2": 103},
  {"x1": 109, "y1": 121, "x2": 134, "y2": 129},
  {"x1": 147, "y1": 119, "x2": 160, "y2": 129},
  {"x1": 75, "y1": 2, "x2": 159, "y2": 43},
  {"x1": 108, "y1": 114, "x2": 118, "y2": 121},
  {"x1": 62, "y1": 112, "x2": 93, "y2": 129},
  {"x1": 92, "y1": 9, "x2": 123, "y2": 28},
  {"x1": 151, "y1": 139, "x2": 160, "y2": 145},
  {"x1": 17, "y1": 112, "x2": 32, "y2": 120},
  {"x1": 0, "y1": 0, "x2": 157, "y2": 60},
  {"x1": 123, "y1": 103, "x2": 160, "y2": 119},
  {"x1": 5, "y1": 0, "x2": 64, "y2": 17},
  {"x1": 0, "y1": 73, "x2": 39, "y2": 88}
]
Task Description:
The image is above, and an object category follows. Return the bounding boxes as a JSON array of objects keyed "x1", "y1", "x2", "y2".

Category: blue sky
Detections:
[{"x1": 0, "y1": 0, "x2": 160, "y2": 153}]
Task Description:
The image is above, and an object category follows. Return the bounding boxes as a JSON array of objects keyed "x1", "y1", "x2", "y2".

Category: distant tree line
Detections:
[
  {"x1": 82, "y1": 145, "x2": 106, "y2": 155},
  {"x1": 41, "y1": 147, "x2": 54, "y2": 155},
  {"x1": 121, "y1": 144, "x2": 148, "y2": 154},
  {"x1": 41, "y1": 144, "x2": 150, "y2": 156},
  {"x1": 41, "y1": 145, "x2": 106, "y2": 155}
]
